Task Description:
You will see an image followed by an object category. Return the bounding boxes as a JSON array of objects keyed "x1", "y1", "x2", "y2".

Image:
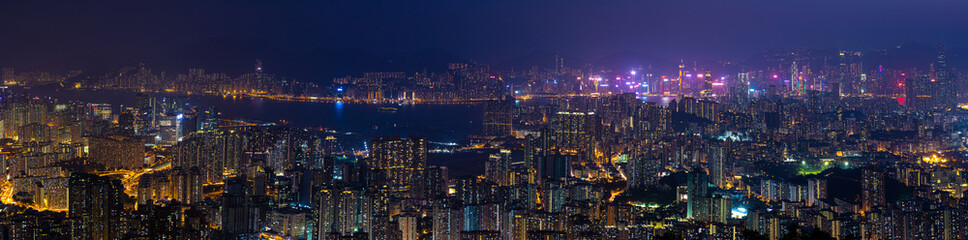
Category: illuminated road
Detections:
[
  {"x1": 0, "y1": 180, "x2": 13, "y2": 205},
  {"x1": 97, "y1": 161, "x2": 172, "y2": 197}
]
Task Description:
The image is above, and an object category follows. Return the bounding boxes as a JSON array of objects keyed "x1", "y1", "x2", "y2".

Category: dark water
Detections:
[{"x1": 13, "y1": 86, "x2": 483, "y2": 149}]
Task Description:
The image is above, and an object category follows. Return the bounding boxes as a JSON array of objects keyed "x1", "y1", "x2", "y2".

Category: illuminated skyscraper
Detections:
[
  {"x1": 686, "y1": 171, "x2": 709, "y2": 220},
  {"x1": 537, "y1": 154, "x2": 572, "y2": 181},
  {"x1": 702, "y1": 71, "x2": 713, "y2": 98},
  {"x1": 369, "y1": 136, "x2": 427, "y2": 192},
  {"x1": 678, "y1": 60, "x2": 686, "y2": 95},
  {"x1": 862, "y1": 169, "x2": 886, "y2": 213},
  {"x1": 315, "y1": 186, "x2": 337, "y2": 239},
  {"x1": 314, "y1": 186, "x2": 372, "y2": 239},
  {"x1": 730, "y1": 72, "x2": 751, "y2": 107},
  {"x1": 421, "y1": 166, "x2": 449, "y2": 199},
  {"x1": 707, "y1": 144, "x2": 727, "y2": 188},
  {"x1": 935, "y1": 43, "x2": 956, "y2": 109},
  {"x1": 672, "y1": 97, "x2": 719, "y2": 122},
  {"x1": 550, "y1": 111, "x2": 598, "y2": 161},
  {"x1": 627, "y1": 156, "x2": 661, "y2": 188},
  {"x1": 1, "y1": 68, "x2": 14, "y2": 83},
  {"x1": 398, "y1": 212, "x2": 419, "y2": 240},
  {"x1": 69, "y1": 173, "x2": 125, "y2": 240},
  {"x1": 806, "y1": 178, "x2": 827, "y2": 206},
  {"x1": 221, "y1": 177, "x2": 256, "y2": 237},
  {"x1": 485, "y1": 149, "x2": 511, "y2": 186},
  {"x1": 88, "y1": 135, "x2": 145, "y2": 170},
  {"x1": 553, "y1": 54, "x2": 564, "y2": 76},
  {"x1": 481, "y1": 96, "x2": 515, "y2": 137},
  {"x1": 905, "y1": 74, "x2": 935, "y2": 111},
  {"x1": 790, "y1": 61, "x2": 803, "y2": 96},
  {"x1": 432, "y1": 200, "x2": 463, "y2": 240}
]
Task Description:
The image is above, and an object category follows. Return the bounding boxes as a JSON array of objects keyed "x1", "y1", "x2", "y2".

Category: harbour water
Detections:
[{"x1": 12, "y1": 86, "x2": 484, "y2": 149}]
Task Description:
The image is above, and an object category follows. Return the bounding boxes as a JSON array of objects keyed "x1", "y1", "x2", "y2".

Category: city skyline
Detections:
[{"x1": 3, "y1": 1, "x2": 968, "y2": 240}]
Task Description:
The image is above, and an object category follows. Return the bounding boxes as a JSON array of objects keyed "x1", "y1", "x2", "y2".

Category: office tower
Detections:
[
  {"x1": 806, "y1": 178, "x2": 827, "y2": 206},
  {"x1": 157, "y1": 115, "x2": 179, "y2": 145},
  {"x1": 905, "y1": 74, "x2": 935, "y2": 111},
  {"x1": 134, "y1": 93, "x2": 156, "y2": 133},
  {"x1": 791, "y1": 61, "x2": 803, "y2": 96},
  {"x1": 702, "y1": 71, "x2": 713, "y2": 98},
  {"x1": 838, "y1": 51, "x2": 863, "y2": 96},
  {"x1": 369, "y1": 136, "x2": 427, "y2": 192},
  {"x1": 678, "y1": 60, "x2": 686, "y2": 95},
  {"x1": 198, "y1": 106, "x2": 217, "y2": 130},
  {"x1": 862, "y1": 169, "x2": 886, "y2": 213},
  {"x1": 481, "y1": 95, "x2": 515, "y2": 137},
  {"x1": 69, "y1": 173, "x2": 125, "y2": 240},
  {"x1": 554, "y1": 54, "x2": 565, "y2": 75},
  {"x1": 86, "y1": 103, "x2": 112, "y2": 121},
  {"x1": 935, "y1": 43, "x2": 956, "y2": 109}
]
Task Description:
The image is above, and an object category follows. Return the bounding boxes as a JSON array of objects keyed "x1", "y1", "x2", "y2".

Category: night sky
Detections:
[{"x1": 2, "y1": 0, "x2": 967, "y2": 69}]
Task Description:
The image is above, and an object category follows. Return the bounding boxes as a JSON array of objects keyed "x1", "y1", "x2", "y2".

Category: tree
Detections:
[{"x1": 780, "y1": 223, "x2": 802, "y2": 240}]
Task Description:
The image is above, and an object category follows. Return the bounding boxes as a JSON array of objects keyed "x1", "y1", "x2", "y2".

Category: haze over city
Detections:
[{"x1": 2, "y1": 0, "x2": 967, "y2": 71}]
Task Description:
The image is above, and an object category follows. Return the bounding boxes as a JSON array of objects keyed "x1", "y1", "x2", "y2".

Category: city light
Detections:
[{"x1": 1, "y1": 3, "x2": 961, "y2": 239}]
